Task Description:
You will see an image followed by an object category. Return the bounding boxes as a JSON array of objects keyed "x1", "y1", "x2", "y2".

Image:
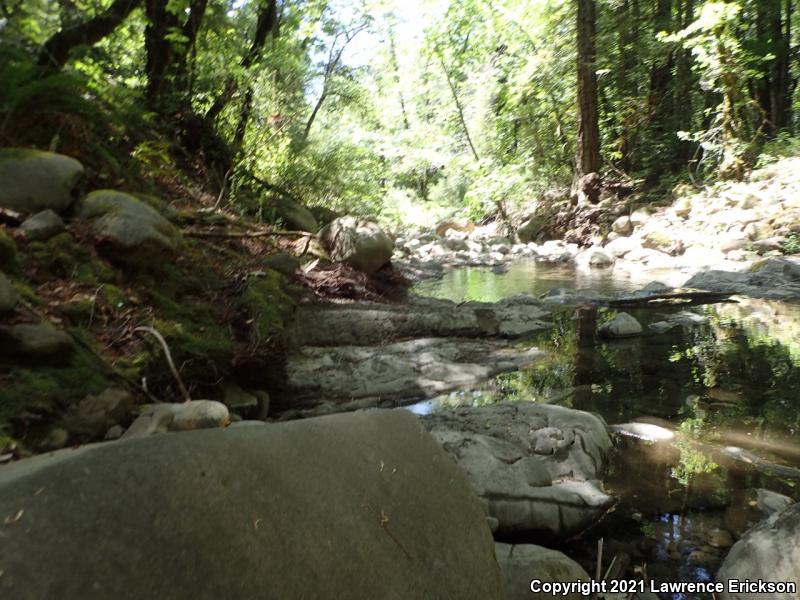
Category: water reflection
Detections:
[{"x1": 411, "y1": 265, "x2": 800, "y2": 598}]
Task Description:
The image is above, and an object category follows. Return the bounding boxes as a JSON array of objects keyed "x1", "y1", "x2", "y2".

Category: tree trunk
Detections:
[
  {"x1": 575, "y1": 0, "x2": 601, "y2": 183},
  {"x1": 205, "y1": 0, "x2": 278, "y2": 123},
  {"x1": 755, "y1": 0, "x2": 793, "y2": 135},
  {"x1": 674, "y1": 0, "x2": 696, "y2": 162},
  {"x1": 144, "y1": 0, "x2": 179, "y2": 106},
  {"x1": 38, "y1": 0, "x2": 142, "y2": 69}
]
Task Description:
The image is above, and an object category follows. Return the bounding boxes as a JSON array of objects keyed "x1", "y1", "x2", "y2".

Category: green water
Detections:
[{"x1": 411, "y1": 263, "x2": 800, "y2": 597}]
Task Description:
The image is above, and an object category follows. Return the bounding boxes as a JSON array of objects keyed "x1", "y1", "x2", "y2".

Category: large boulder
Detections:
[
  {"x1": 276, "y1": 196, "x2": 319, "y2": 232},
  {"x1": 495, "y1": 543, "x2": 591, "y2": 600},
  {"x1": 0, "y1": 410, "x2": 502, "y2": 600},
  {"x1": 421, "y1": 403, "x2": 614, "y2": 539},
  {"x1": 0, "y1": 149, "x2": 84, "y2": 213},
  {"x1": 78, "y1": 190, "x2": 180, "y2": 267},
  {"x1": 0, "y1": 323, "x2": 74, "y2": 361},
  {"x1": 320, "y1": 216, "x2": 394, "y2": 274},
  {"x1": 717, "y1": 502, "x2": 800, "y2": 599}
]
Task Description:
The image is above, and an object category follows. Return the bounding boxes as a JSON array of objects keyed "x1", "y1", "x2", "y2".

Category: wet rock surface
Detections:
[{"x1": 421, "y1": 402, "x2": 614, "y2": 539}]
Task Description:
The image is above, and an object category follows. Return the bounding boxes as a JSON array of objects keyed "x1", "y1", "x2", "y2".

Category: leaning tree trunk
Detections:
[
  {"x1": 38, "y1": 0, "x2": 142, "y2": 69},
  {"x1": 575, "y1": 0, "x2": 601, "y2": 189}
]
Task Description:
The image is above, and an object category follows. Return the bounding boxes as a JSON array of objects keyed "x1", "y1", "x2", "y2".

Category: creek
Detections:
[{"x1": 410, "y1": 259, "x2": 800, "y2": 599}]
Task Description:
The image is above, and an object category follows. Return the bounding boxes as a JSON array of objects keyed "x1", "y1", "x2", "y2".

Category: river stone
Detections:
[
  {"x1": 723, "y1": 488, "x2": 794, "y2": 538},
  {"x1": 604, "y1": 235, "x2": 639, "y2": 258},
  {"x1": 0, "y1": 148, "x2": 84, "y2": 213},
  {"x1": 629, "y1": 208, "x2": 650, "y2": 227},
  {"x1": 495, "y1": 543, "x2": 591, "y2": 600},
  {"x1": 320, "y1": 216, "x2": 394, "y2": 274},
  {"x1": 78, "y1": 190, "x2": 180, "y2": 267},
  {"x1": 20, "y1": 209, "x2": 65, "y2": 241},
  {"x1": 63, "y1": 388, "x2": 136, "y2": 438},
  {"x1": 260, "y1": 252, "x2": 300, "y2": 276},
  {"x1": 421, "y1": 403, "x2": 614, "y2": 539},
  {"x1": 612, "y1": 215, "x2": 633, "y2": 236},
  {"x1": 0, "y1": 410, "x2": 502, "y2": 600},
  {"x1": 276, "y1": 196, "x2": 319, "y2": 232},
  {"x1": 0, "y1": 323, "x2": 74, "y2": 361},
  {"x1": 169, "y1": 400, "x2": 230, "y2": 431},
  {"x1": 0, "y1": 272, "x2": 18, "y2": 312},
  {"x1": 717, "y1": 502, "x2": 800, "y2": 600},
  {"x1": 599, "y1": 312, "x2": 642, "y2": 338}
]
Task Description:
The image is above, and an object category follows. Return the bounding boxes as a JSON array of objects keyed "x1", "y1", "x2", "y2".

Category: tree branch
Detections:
[{"x1": 38, "y1": 0, "x2": 142, "y2": 69}]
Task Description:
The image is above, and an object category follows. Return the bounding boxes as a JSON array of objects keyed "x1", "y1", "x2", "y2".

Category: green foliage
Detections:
[{"x1": 783, "y1": 234, "x2": 800, "y2": 256}]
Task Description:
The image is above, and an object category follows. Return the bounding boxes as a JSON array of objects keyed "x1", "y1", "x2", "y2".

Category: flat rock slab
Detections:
[
  {"x1": 421, "y1": 403, "x2": 614, "y2": 539},
  {"x1": 285, "y1": 337, "x2": 545, "y2": 408},
  {"x1": 0, "y1": 410, "x2": 501, "y2": 600},
  {"x1": 288, "y1": 294, "x2": 551, "y2": 347},
  {"x1": 684, "y1": 257, "x2": 800, "y2": 301}
]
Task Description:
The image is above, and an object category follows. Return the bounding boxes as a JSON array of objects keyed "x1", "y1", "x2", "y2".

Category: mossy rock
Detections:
[
  {"x1": 242, "y1": 271, "x2": 294, "y2": 343},
  {"x1": 0, "y1": 228, "x2": 18, "y2": 273},
  {"x1": 0, "y1": 341, "x2": 112, "y2": 445},
  {"x1": 26, "y1": 232, "x2": 115, "y2": 285},
  {"x1": 0, "y1": 148, "x2": 84, "y2": 214},
  {"x1": 78, "y1": 190, "x2": 181, "y2": 268}
]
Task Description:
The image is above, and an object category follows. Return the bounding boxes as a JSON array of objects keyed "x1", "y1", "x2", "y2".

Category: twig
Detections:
[{"x1": 133, "y1": 326, "x2": 192, "y2": 402}]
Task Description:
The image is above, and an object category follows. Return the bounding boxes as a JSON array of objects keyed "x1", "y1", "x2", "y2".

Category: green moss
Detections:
[
  {"x1": 101, "y1": 284, "x2": 128, "y2": 309},
  {"x1": 11, "y1": 278, "x2": 42, "y2": 306},
  {"x1": 242, "y1": 271, "x2": 294, "y2": 343},
  {"x1": 0, "y1": 228, "x2": 18, "y2": 272},
  {"x1": 26, "y1": 232, "x2": 115, "y2": 284},
  {"x1": 0, "y1": 343, "x2": 111, "y2": 429}
]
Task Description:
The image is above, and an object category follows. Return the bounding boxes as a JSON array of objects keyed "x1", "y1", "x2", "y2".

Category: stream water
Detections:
[{"x1": 411, "y1": 260, "x2": 800, "y2": 598}]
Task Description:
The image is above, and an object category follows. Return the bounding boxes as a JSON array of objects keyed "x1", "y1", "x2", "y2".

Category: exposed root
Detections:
[{"x1": 133, "y1": 326, "x2": 192, "y2": 402}]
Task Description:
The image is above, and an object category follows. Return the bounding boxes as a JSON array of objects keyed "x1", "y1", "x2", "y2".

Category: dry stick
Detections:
[
  {"x1": 595, "y1": 538, "x2": 604, "y2": 581},
  {"x1": 133, "y1": 326, "x2": 192, "y2": 403}
]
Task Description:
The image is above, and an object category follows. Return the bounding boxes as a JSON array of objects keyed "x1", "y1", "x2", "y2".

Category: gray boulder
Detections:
[
  {"x1": 320, "y1": 216, "x2": 394, "y2": 273},
  {"x1": 611, "y1": 215, "x2": 633, "y2": 236},
  {"x1": 0, "y1": 149, "x2": 84, "y2": 213},
  {"x1": 260, "y1": 252, "x2": 300, "y2": 276},
  {"x1": 495, "y1": 543, "x2": 590, "y2": 600},
  {"x1": 421, "y1": 403, "x2": 614, "y2": 539},
  {"x1": 0, "y1": 272, "x2": 18, "y2": 312},
  {"x1": 717, "y1": 502, "x2": 800, "y2": 599},
  {"x1": 0, "y1": 323, "x2": 74, "y2": 361},
  {"x1": 0, "y1": 410, "x2": 502, "y2": 600},
  {"x1": 20, "y1": 209, "x2": 65, "y2": 241},
  {"x1": 685, "y1": 257, "x2": 800, "y2": 301},
  {"x1": 599, "y1": 312, "x2": 642, "y2": 338},
  {"x1": 276, "y1": 196, "x2": 319, "y2": 232},
  {"x1": 63, "y1": 388, "x2": 136, "y2": 438},
  {"x1": 78, "y1": 190, "x2": 180, "y2": 267}
]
